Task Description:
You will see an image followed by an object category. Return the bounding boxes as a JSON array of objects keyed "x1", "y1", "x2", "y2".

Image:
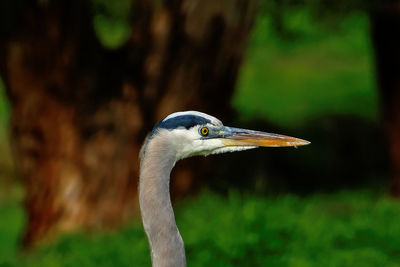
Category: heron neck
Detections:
[{"x1": 139, "y1": 139, "x2": 186, "y2": 267}]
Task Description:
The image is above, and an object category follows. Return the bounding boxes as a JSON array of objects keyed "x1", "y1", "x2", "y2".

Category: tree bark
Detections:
[
  {"x1": 0, "y1": 0, "x2": 255, "y2": 247},
  {"x1": 371, "y1": 1, "x2": 400, "y2": 194}
]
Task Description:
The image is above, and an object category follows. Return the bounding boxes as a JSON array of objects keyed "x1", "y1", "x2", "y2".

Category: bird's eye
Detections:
[{"x1": 200, "y1": 127, "x2": 209, "y2": 136}]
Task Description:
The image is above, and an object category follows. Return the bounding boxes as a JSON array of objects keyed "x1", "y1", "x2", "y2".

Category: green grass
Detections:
[
  {"x1": 2, "y1": 190, "x2": 400, "y2": 266},
  {"x1": 233, "y1": 10, "x2": 378, "y2": 127}
]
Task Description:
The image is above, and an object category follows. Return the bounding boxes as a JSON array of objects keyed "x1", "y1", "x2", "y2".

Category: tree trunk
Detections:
[
  {"x1": 371, "y1": 1, "x2": 400, "y2": 194},
  {"x1": 0, "y1": 0, "x2": 254, "y2": 247}
]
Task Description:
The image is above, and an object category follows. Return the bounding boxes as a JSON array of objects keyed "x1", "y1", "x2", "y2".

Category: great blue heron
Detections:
[{"x1": 139, "y1": 111, "x2": 309, "y2": 267}]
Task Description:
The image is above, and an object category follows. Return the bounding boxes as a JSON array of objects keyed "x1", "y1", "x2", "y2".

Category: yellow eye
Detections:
[{"x1": 200, "y1": 127, "x2": 209, "y2": 136}]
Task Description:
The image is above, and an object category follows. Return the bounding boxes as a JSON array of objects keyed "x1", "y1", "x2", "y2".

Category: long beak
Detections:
[{"x1": 218, "y1": 127, "x2": 310, "y2": 147}]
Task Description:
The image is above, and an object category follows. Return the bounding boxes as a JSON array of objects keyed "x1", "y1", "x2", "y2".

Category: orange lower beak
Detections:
[{"x1": 218, "y1": 127, "x2": 310, "y2": 147}]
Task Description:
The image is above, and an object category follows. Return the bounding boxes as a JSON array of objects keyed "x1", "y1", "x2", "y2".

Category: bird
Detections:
[{"x1": 139, "y1": 111, "x2": 309, "y2": 267}]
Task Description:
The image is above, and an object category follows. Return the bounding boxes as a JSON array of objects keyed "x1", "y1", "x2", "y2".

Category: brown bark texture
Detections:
[
  {"x1": 0, "y1": 0, "x2": 255, "y2": 247},
  {"x1": 371, "y1": 1, "x2": 400, "y2": 194}
]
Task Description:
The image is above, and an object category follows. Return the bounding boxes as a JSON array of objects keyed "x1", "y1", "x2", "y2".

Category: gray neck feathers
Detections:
[{"x1": 139, "y1": 133, "x2": 186, "y2": 267}]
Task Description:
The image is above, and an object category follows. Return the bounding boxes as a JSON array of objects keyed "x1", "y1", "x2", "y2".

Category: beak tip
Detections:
[{"x1": 296, "y1": 139, "x2": 311, "y2": 146}]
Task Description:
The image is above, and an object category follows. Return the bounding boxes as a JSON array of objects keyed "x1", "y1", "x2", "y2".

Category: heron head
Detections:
[{"x1": 142, "y1": 111, "x2": 310, "y2": 162}]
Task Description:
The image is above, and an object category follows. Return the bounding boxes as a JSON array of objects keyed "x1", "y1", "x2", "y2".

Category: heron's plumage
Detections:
[
  {"x1": 139, "y1": 111, "x2": 309, "y2": 267},
  {"x1": 162, "y1": 111, "x2": 222, "y2": 126},
  {"x1": 141, "y1": 111, "x2": 225, "y2": 159}
]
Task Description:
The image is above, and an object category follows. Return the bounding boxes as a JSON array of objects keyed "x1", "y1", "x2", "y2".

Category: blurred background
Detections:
[{"x1": 1, "y1": 0, "x2": 400, "y2": 266}]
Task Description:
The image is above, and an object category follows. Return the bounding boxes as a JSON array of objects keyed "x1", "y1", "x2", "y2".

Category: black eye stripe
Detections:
[
  {"x1": 148, "y1": 115, "x2": 213, "y2": 141},
  {"x1": 154, "y1": 115, "x2": 211, "y2": 131}
]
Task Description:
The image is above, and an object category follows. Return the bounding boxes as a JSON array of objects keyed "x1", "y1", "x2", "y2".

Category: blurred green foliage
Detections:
[
  {"x1": 2, "y1": 190, "x2": 400, "y2": 266},
  {"x1": 0, "y1": 77, "x2": 9, "y2": 127},
  {"x1": 92, "y1": 0, "x2": 133, "y2": 49},
  {"x1": 234, "y1": 9, "x2": 378, "y2": 127},
  {"x1": 0, "y1": 78, "x2": 12, "y2": 178}
]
